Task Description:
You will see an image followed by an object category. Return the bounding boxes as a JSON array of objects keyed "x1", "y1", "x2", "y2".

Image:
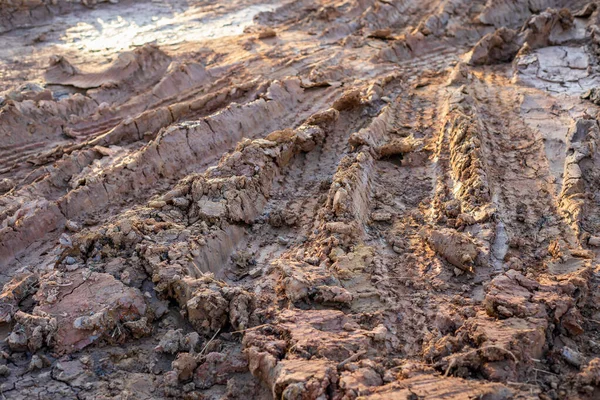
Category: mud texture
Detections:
[{"x1": 1, "y1": 0, "x2": 600, "y2": 399}]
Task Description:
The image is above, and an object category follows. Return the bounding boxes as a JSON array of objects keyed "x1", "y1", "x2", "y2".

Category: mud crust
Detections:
[{"x1": 1, "y1": 0, "x2": 600, "y2": 399}]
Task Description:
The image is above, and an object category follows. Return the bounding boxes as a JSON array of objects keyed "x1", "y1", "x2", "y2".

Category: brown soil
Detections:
[{"x1": 1, "y1": 0, "x2": 600, "y2": 399}]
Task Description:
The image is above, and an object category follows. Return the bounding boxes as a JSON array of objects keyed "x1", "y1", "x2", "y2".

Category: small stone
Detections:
[
  {"x1": 65, "y1": 256, "x2": 77, "y2": 265},
  {"x1": 343, "y1": 322, "x2": 359, "y2": 331},
  {"x1": 562, "y1": 346, "x2": 584, "y2": 368},
  {"x1": 156, "y1": 329, "x2": 185, "y2": 354},
  {"x1": 184, "y1": 332, "x2": 201, "y2": 353},
  {"x1": 149, "y1": 200, "x2": 166, "y2": 209},
  {"x1": 325, "y1": 221, "x2": 354, "y2": 235},
  {"x1": 248, "y1": 267, "x2": 263, "y2": 278},
  {"x1": 172, "y1": 352, "x2": 197, "y2": 381},
  {"x1": 65, "y1": 263, "x2": 80, "y2": 272},
  {"x1": 80, "y1": 355, "x2": 91, "y2": 366},
  {"x1": 172, "y1": 197, "x2": 190, "y2": 209},
  {"x1": 369, "y1": 28, "x2": 393, "y2": 39},
  {"x1": 29, "y1": 355, "x2": 43, "y2": 370},
  {"x1": 59, "y1": 234, "x2": 72, "y2": 248},
  {"x1": 65, "y1": 220, "x2": 80, "y2": 232},
  {"x1": 496, "y1": 305, "x2": 514, "y2": 317},
  {"x1": 0, "y1": 365, "x2": 10, "y2": 377},
  {"x1": 8, "y1": 330, "x2": 28, "y2": 351},
  {"x1": 370, "y1": 324, "x2": 387, "y2": 342},
  {"x1": 371, "y1": 211, "x2": 392, "y2": 222},
  {"x1": 0, "y1": 178, "x2": 14, "y2": 193}
]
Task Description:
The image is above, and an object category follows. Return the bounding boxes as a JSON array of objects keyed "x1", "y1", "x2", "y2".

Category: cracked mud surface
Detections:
[{"x1": 2, "y1": 0, "x2": 600, "y2": 399}]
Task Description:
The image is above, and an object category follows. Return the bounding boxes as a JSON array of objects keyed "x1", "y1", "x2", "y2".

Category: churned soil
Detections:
[{"x1": 1, "y1": 0, "x2": 600, "y2": 399}]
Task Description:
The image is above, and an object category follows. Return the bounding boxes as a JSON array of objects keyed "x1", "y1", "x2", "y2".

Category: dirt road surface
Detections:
[{"x1": 0, "y1": 0, "x2": 600, "y2": 399}]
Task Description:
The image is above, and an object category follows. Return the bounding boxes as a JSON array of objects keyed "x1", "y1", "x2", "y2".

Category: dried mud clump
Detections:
[
  {"x1": 559, "y1": 119, "x2": 600, "y2": 240},
  {"x1": 468, "y1": 27, "x2": 521, "y2": 65},
  {"x1": 421, "y1": 228, "x2": 480, "y2": 272},
  {"x1": 33, "y1": 271, "x2": 148, "y2": 354},
  {"x1": 468, "y1": 8, "x2": 578, "y2": 65}
]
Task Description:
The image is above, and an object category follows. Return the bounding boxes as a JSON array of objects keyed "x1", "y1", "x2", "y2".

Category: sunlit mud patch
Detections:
[{"x1": 60, "y1": 3, "x2": 276, "y2": 53}]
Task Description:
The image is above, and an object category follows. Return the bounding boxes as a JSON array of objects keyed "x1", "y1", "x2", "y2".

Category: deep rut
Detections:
[{"x1": 471, "y1": 71, "x2": 578, "y2": 265}]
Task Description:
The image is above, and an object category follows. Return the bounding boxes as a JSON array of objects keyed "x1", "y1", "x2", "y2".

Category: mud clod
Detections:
[{"x1": 422, "y1": 228, "x2": 479, "y2": 272}]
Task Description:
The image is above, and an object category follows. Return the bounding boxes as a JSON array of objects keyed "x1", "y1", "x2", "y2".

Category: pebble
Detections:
[
  {"x1": 65, "y1": 220, "x2": 80, "y2": 232},
  {"x1": 371, "y1": 211, "x2": 392, "y2": 222},
  {"x1": 59, "y1": 233, "x2": 72, "y2": 248},
  {"x1": 29, "y1": 355, "x2": 43, "y2": 370},
  {"x1": 562, "y1": 346, "x2": 584, "y2": 367},
  {"x1": 149, "y1": 200, "x2": 166, "y2": 209}
]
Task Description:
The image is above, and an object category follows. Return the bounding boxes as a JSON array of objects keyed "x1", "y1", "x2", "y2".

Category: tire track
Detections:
[
  {"x1": 230, "y1": 103, "x2": 374, "y2": 282},
  {"x1": 471, "y1": 71, "x2": 577, "y2": 268}
]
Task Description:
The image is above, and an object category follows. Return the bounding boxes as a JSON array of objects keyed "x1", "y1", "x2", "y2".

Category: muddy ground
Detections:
[{"x1": 1, "y1": 0, "x2": 600, "y2": 399}]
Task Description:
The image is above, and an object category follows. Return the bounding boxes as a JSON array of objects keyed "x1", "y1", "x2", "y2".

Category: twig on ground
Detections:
[
  {"x1": 198, "y1": 328, "x2": 221, "y2": 357},
  {"x1": 338, "y1": 350, "x2": 367, "y2": 370}
]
